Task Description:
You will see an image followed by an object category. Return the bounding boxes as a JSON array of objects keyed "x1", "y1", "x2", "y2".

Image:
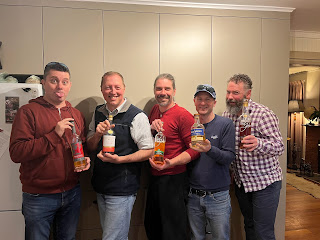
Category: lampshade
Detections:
[{"x1": 288, "y1": 100, "x2": 304, "y2": 113}]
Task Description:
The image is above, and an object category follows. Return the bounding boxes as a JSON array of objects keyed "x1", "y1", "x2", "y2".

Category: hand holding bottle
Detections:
[
  {"x1": 241, "y1": 135, "x2": 258, "y2": 152},
  {"x1": 149, "y1": 156, "x2": 171, "y2": 171},
  {"x1": 97, "y1": 151, "x2": 120, "y2": 163},
  {"x1": 96, "y1": 119, "x2": 115, "y2": 137},
  {"x1": 151, "y1": 119, "x2": 164, "y2": 132},
  {"x1": 74, "y1": 157, "x2": 91, "y2": 172},
  {"x1": 189, "y1": 139, "x2": 211, "y2": 152},
  {"x1": 55, "y1": 117, "x2": 74, "y2": 137}
]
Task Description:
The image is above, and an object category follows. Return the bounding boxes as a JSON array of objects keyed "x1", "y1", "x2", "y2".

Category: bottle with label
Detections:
[
  {"x1": 191, "y1": 113, "x2": 205, "y2": 147},
  {"x1": 103, "y1": 115, "x2": 116, "y2": 154},
  {"x1": 153, "y1": 126, "x2": 166, "y2": 165},
  {"x1": 239, "y1": 99, "x2": 252, "y2": 149},
  {"x1": 70, "y1": 121, "x2": 86, "y2": 170}
]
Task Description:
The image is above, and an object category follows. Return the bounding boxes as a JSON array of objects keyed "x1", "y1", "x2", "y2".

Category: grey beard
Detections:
[
  {"x1": 226, "y1": 104, "x2": 241, "y2": 115},
  {"x1": 226, "y1": 98, "x2": 244, "y2": 115}
]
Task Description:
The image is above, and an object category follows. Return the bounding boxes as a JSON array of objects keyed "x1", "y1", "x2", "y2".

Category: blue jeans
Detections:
[
  {"x1": 235, "y1": 181, "x2": 282, "y2": 240},
  {"x1": 22, "y1": 184, "x2": 81, "y2": 240},
  {"x1": 187, "y1": 189, "x2": 231, "y2": 240},
  {"x1": 97, "y1": 193, "x2": 136, "y2": 240}
]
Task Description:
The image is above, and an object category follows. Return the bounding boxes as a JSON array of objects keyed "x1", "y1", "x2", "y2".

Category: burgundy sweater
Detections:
[
  {"x1": 9, "y1": 97, "x2": 86, "y2": 194},
  {"x1": 149, "y1": 104, "x2": 199, "y2": 176}
]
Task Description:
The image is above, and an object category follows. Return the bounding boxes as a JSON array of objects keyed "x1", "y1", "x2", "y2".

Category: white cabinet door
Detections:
[
  {"x1": 160, "y1": 14, "x2": 212, "y2": 113},
  {"x1": 0, "y1": 5, "x2": 43, "y2": 74},
  {"x1": 212, "y1": 16, "x2": 262, "y2": 115},
  {"x1": 103, "y1": 11, "x2": 159, "y2": 111},
  {"x1": 43, "y1": 7, "x2": 104, "y2": 109},
  {"x1": 0, "y1": 211, "x2": 24, "y2": 239}
]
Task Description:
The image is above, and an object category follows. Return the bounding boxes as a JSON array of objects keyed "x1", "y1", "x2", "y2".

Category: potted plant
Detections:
[{"x1": 304, "y1": 106, "x2": 320, "y2": 125}]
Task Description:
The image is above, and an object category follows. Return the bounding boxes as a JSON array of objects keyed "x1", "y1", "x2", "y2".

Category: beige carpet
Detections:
[{"x1": 287, "y1": 173, "x2": 320, "y2": 199}]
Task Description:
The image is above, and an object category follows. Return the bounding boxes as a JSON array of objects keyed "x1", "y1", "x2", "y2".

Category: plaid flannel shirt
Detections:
[{"x1": 223, "y1": 99, "x2": 284, "y2": 192}]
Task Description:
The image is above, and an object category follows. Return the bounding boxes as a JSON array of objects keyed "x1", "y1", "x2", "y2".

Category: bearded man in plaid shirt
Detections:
[{"x1": 222, "y1": 74, "x2": 284, "y2": 240}]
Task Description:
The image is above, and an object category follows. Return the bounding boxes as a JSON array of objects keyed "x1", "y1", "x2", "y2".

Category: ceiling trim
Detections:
[
  {"x1": 66, "y1": 0, "x2": 295, "y2": 12},
  {"x1": 291, "y1": 30, "x2": 320, "y2": 39}
]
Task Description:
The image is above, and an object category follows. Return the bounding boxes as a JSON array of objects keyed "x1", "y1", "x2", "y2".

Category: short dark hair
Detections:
[
  {"x1": 101, "y1": 71, "x2": 125, "y2": 87},
  {"x1": 44, "y1": 62, "x2": 70, "y2": 79},
  {"x1": 228, "y1": 73, "x2": 252, "y2": 90},
  {"x1": 154, "y1": 73, "x2": 176, "y2": 89}
]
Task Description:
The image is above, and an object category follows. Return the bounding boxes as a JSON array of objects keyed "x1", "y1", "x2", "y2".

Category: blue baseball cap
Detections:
[{"x1": 194, "y1": 84, "x2": 216, "y2": 99}]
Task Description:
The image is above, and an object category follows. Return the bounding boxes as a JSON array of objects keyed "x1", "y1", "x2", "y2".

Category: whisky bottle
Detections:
[
  {"x1": 103, "y1": 115, "x2": 116, "y2": 154},
  {"x1": 70, "y1": 121, "x2": 86, "y2": 170},
  {"x1": 239, "y1": 99, "x2": 252, "y2": 149},
  {"x1": 191, "y1": 113, "x2": 205, "y2": 147},
  {"x1": 153, "y1": 126, "x2": 166, "y2": 165}
]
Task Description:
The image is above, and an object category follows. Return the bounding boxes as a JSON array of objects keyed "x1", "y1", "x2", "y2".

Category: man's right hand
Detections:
[
  {"x1": 95, "y1": 120, "x2": 115, "y2": 137},
  {"x1": 151, "y1": 119, "x2": 164, "y2": 132},
  {"x1": 55, "y1": 118, "x2": 74, "y2": 137},
  {"x1": 149, "y1": 157, "x2": 171, "y2": 171}
]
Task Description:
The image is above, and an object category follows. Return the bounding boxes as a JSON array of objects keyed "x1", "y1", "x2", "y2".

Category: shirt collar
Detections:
[{"x1": 105, "y1": 98, "x2": 127, "y2": 116}]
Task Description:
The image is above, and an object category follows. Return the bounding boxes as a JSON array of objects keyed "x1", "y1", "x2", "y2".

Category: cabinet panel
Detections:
[
  {"x1": 160, "y1": 14, "x2": 211, "y2": 113},
  {"x1": 0, "y1": 211, "x2": 24, "y2": 239},
  {"x1": 260, "y1": 19, "x2": 290, "y2": 240},
  {"x1": 43, "y1": 7, "x2": 104, "y2": 111},
  {"x1": 212, "y1": 16, "x2": 261, "y2": 115},
  {"x1": 0, "y1": 5, "x2": 43, "y2": 74},
  {"x1": 103, "y1": 11, "x2": 159, "y2": 111}
]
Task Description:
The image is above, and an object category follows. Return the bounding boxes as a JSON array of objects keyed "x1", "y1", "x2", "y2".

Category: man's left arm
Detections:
[
  {"x1": 206, "y1": 120, "x2": 235, "y2": 165},
  {"x1": 243, "y1": 110, "x2": 284, "y2": 156},
  {"x1": 98, "y1": 112, "x2": 154, "y2": 163},
  {"x1": 150, "y1": 112, "x2": 199, "y2": 171}
]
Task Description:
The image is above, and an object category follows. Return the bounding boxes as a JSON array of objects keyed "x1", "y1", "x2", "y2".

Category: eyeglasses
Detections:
[{"x1": 197, "y1": 85, "x2": 215, "y2": 94}]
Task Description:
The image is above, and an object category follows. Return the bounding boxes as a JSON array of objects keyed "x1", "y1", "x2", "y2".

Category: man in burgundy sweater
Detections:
[
  {"x1": 9, "y1": 62, "x2": 90, "y2": 240},
  {"x1": 144, "y1": 73, "x2": 199, "y2": 240}
]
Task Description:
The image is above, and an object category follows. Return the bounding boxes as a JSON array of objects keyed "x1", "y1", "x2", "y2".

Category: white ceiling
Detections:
[{"x1": 68, "y1": 0, "x2": 320, "y2": 32}]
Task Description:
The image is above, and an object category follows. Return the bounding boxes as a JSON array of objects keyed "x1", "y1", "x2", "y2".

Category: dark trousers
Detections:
[
  {"x1": 235, "y1": 181, "x2": 282, "y2": 240},
  {"x1": 144, "y1": 172, "x2": 189, "y2": 240}
]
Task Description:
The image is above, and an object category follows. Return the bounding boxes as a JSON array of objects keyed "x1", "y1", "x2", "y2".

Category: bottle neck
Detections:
[
  {"x1": 108, "y1": 115, "x2": 113, "y2": 125},
  {"x1": 242, "y1": 100, "x2": 249, "y2": 115},
  {"x1": 70, "y1": 121, "x2": 76, "y2": 135},
  {"x1": 194, "y1": 115, "x2": 200, "y2": 124}
]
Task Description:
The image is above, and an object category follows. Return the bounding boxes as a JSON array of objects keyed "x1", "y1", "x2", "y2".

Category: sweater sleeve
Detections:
[
  {"x1": 9, "y1": 107, "x2": 63, "y2": 163},
  {"x1": 206, "y1": 119, "x2": 236, "y2": 165}
]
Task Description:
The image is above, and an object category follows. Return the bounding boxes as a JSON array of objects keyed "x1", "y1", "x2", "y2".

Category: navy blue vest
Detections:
[{"x1": 91, "y1": 104, "x2": 143, "y2": 195}]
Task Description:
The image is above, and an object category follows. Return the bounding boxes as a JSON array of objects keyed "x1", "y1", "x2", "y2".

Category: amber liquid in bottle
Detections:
[
  {"x1": 70, "y1": 121, "x2": 86, "y2": 170},
  {"x1": 153, "y1": 128, "x2": 166, "y2": 165},
  {"x1": 191, "y1": 113, "x2": 205, "y2": 147},
  {"x1": 239, "y1": 99, "x2": 251, "y2": 149},
  {"x1": 103, "y1": 115, "x2": 116, "y2": 154}
]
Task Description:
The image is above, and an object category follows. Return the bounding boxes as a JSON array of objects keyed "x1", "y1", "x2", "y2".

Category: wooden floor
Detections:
[{"x1": 285, "y1": 184, "x2": 320, "y2": 239}]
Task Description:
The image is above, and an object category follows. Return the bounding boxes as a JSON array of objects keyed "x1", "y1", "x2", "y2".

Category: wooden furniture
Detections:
[{"x1": 304, "y1": 125, "x2": 320, "y2": 173}]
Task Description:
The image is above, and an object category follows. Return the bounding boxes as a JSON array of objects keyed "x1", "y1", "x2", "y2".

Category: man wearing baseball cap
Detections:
[{"x1": 188, "y1": 84, "x2": 236, "y2": 240}]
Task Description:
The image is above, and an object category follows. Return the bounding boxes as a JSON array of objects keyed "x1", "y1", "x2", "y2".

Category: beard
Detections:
[{"x1": 226, "y1": 98, "x2": 244, "y2": 115}]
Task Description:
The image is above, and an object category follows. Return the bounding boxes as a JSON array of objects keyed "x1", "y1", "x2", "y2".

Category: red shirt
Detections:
[{"x1": 149, "y1": 104, "x2": 199, "y2": 176}]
